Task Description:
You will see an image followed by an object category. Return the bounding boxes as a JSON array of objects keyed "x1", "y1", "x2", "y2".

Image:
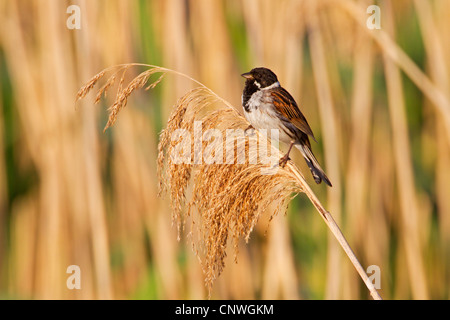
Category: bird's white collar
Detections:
[{"x1": 261, "y1": 81, "x2": 280, "y2": 90}]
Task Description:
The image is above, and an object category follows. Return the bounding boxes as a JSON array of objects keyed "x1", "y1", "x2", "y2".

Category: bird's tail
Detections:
[{"x1": 295, "y1": 144, "x2": 332, "y2": 187}]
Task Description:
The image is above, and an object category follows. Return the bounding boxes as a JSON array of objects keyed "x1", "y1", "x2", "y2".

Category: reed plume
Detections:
[{"x1": 77, "y1": 64, "x2": 382, "y2": 299}]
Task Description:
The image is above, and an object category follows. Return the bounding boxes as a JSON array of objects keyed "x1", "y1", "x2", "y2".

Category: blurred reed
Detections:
[
  {"x1": 0, "y1": 0, "x2": 449, "y2": 299},
  {"x1": 382, "y1": 1, "x2": 428, "y2": 299}
]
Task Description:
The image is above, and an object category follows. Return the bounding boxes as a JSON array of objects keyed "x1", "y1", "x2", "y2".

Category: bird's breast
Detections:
[{"x1": 243, "y1": 95, "x2": 293, "y2": 144}]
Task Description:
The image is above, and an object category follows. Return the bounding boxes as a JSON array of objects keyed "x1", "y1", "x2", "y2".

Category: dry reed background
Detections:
[{"x1": 0, "y1": 0, "x2": 449, "y2": 299}]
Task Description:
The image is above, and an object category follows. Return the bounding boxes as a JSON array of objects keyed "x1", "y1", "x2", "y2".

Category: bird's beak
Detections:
[{"x1": 241, "y1": 72, "x2": 253, "y2": 80}]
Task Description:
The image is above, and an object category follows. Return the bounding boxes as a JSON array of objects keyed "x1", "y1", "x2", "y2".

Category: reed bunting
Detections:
[{"x1": 241, "y1": 67, "x2": 332, "y2": 187}]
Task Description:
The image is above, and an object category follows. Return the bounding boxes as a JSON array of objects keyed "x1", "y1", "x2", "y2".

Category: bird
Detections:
[{"x1": 241, "y1": 67, "x2": 332, "y2": 187}]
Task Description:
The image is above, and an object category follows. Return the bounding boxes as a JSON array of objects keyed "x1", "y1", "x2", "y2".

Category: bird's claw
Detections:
[
  {"x1": 279, "y1": 155, "x2": 291, "y2": 167},
  {"x1": 244, "y1": 124, "x2": 256, "y2": 136}
]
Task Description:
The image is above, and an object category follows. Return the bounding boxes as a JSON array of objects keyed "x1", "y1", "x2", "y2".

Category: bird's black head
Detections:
[
  {"x1": 241, "y1": 67, "x2": 279, "y2": 89},
  {"x1": 241, "y1": 68, "x2": 279, "y2": 110}
]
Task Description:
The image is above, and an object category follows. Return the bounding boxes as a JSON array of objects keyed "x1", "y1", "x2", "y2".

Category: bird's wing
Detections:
[{"x1": 270, "y1": 87, "x2": 317, "y2": 142}]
